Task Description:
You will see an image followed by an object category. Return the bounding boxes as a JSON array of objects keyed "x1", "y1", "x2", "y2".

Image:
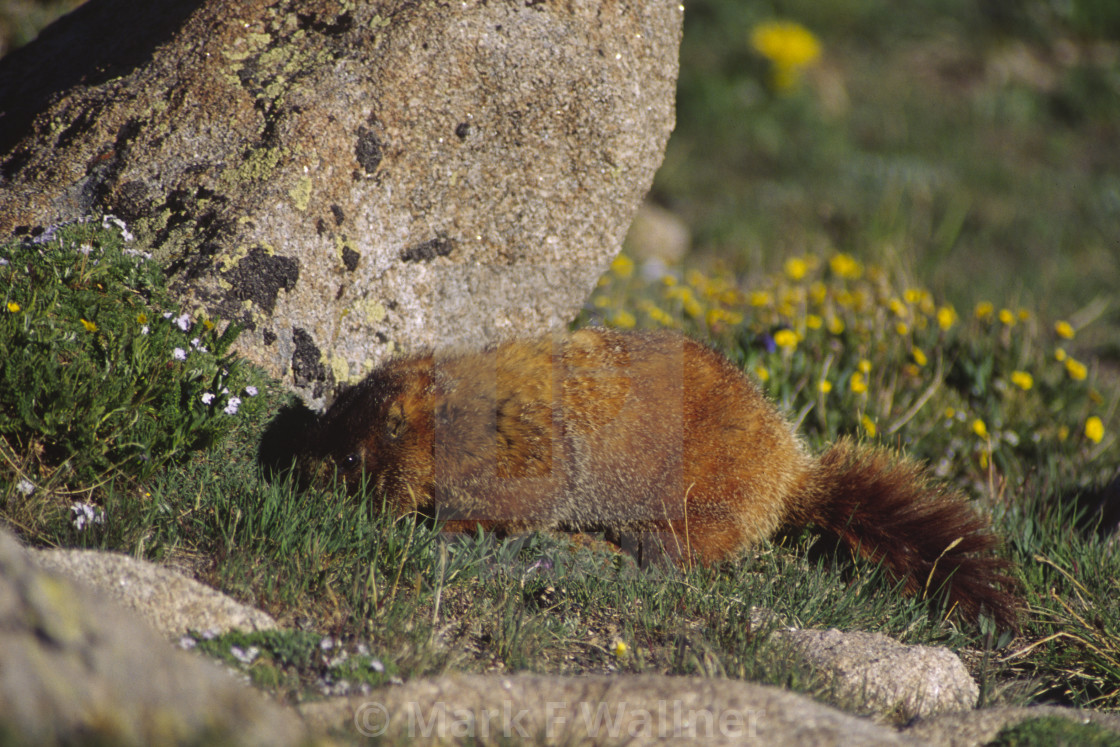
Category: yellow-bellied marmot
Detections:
[{"x1": 300, "y1": 327, "x2": 1020, "y2": 628}]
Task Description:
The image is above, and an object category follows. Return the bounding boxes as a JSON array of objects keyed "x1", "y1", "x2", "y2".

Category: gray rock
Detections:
[
  {"x1": 31, "y1": 547, "x2": 276, "y2": 640},
  {"x1": 298, "y1": 673, "x2": 908, "y2": 745},
  {"x1": 906, "y1": 705, "x2": 1120, "y2": 746},
  {"x1": 771, "y1": 627, "x2": 979, "y2": 722},
  {"x1": 0, "y1": 0, "x2": 682, "y2": 405},
  {"x1": 0, "y1": 528, "x2": 305, "y2": 746}
]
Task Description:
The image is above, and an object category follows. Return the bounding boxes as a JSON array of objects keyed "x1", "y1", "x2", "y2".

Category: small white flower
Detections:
[
  {"x1": 320, "y1": 637, "x2": 336, "y2": 651},
  {"x1": 0, "y1": 257, "x2": 9, "y2": 266},
  {"x1": 175, "y1": 313, "x2": 192, "y2": 331},
  {"x1": 223, "y1": 396, "x2": 241, "y2": 415},
  {"x1": 141, "y1": 325, "x2": 150, "y2": 335},
  {"x1": 78, "y1": 243, "x2": 93, "y2": 256},
  {"x1": 173, "y1": 348, "x2": 188, "y2": 361},
  {"x1": 201, "y1": 392, "x2": 215, "y2": 405},
  {"x1": 230, "y1": 645, "x2": 259, "y2": 664},
  {"x1": 15, "y1": 478, "x2": 34, "y2": 496},
  {"x1": 70, "y1": 501, "x2": 105, "y2": 531},
  {"x1": 244, "y1": 385, "x2": 258, "y2": 397},
  {"x1": 102, "y1": 215, "x2": 133, "y2": 241},
  {"x1": 163, "y1": 312, "x2": 173, "y2": 319},
  {"x1": 191, "y1": 337, "x2": 201, "y2": 348},
  {"x1": 370, "y1": 658, "x2": 385, "y2": 673},
  {"x1": 179, "y1": 635, "x2": 197, "y2": 650}
]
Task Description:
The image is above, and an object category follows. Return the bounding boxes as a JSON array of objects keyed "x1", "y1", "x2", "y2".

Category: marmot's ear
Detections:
[{"x1": 385, "y1": 401, "x2": 406, "y2": 440}]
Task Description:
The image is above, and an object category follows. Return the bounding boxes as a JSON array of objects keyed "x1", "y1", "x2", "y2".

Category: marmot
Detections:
[{"x1": 300, "y1": 327, "x2": 1020, "y2": 628}]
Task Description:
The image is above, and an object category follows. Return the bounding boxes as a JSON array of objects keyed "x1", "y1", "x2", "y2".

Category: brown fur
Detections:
[{"x1": 301, "y1": 328, "x2": 1021, "y2": 629}]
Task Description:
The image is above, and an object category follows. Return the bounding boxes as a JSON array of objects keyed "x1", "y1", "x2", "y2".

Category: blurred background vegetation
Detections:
[{"x1": 653, "y1": 0, "x2": 1120, "y2": 359}]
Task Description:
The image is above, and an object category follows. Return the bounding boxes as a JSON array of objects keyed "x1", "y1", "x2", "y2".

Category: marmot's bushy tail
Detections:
[{"x1": 803, "y1": 438, "x2": 1021, "y2": 630}]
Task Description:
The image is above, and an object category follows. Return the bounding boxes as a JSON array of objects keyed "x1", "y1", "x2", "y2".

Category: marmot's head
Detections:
[{"x1": 299, "y1": 355, "x2": 436, "y2": 512}]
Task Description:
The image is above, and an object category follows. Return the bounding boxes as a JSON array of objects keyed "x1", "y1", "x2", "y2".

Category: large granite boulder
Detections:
[{"x1": 0, "y1": 0, "x2": 682, "y2": 403}]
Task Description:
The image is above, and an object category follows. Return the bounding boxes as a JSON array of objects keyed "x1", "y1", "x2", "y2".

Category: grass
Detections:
[{"x1": 2, "y1": 0, "x2": 1120, "y2": 727}]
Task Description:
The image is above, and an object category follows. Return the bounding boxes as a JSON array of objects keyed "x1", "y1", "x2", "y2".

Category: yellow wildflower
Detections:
[
  {"x1": 829, "y1": 253, "x2": 863, "y2": 279},
  {"x1": 1066, "y1": 358, "x2": 1088, "y2": 381},
  {"x1": 944, "y1": 407, "x2": 956, "y2": 420},
  {"x1": 895, "y1": 322, "x2": 909, "y2": 336},
  {"x1": 861, "y1": 414, "x2": 877, "y2": 438},
  {"x1": 661, "y1": 275, "x2": 677, "y2": 286},
  {"x1": 975, "y1": 302, "x2": 994, "y2": 321},
  {"x1": 888, "y1": 298, "x2": 908, "y2": 318},
  {"x1": 749, "y1": 20, "x2": 821, "y2": 91},
  {"x1": 80, "y1": 318, "x2": 98, "y2": 333},
  {"x1": 1055, "y1": 320, "x2": 1075, "y2": 340},
  {"x1": 749, "y1": 291, "x2": 773, "y2": 307},
  {"x1": 809, "y1": 281, "x2": 827, "y2": 305},
  {"x1": 610, "y1": 254, "x2": 634, "y2": 279},
  {"x1": 912, "y1": 348, "x2": 928, "y2": 367},
  {"x1": 806, "y1": 314, "x2": 823, "y2": 330},
  {"x1": 998, "y1": 308, "x2": 1015, "y2": 326},
  {"x1": 850, "y1": 372, "x2": 867, "y2": 394},
  {"x1": 611, "y1": 310, "x2": 636, "y2": 329},
  {"x1": 1009, "y1": 371, "x2": 1033, "y2": 391},
  {"x1": 665, "y1": 286, "x2": 693, "y2": 303},
  {"x1": 858, "y1": 359, "x2": 872, "y2": 374},
  {"x1": 593, "y1": 295, "x2": 610, "y2": 308},
  {"x1": 936, "y1": 306, "x2": 957, "y2": 331},
  {"x1": 203, "y1": 319, "x2": 216, "y2": 331},
  {"x1": 706, "y1": 308, "x2": 743, "y2": 328},
  {"x1": 827, "y1": 316, "x2": 844, "y2": 335},
  {"x1": 784, "y1": 257, "x2": 809, "y2": 281},
  {"x1": 972, "y1": 419, "x2": 989, "y2": 439},
  {"x1": 773, "y1": 329, "x2": 799, "y2": 349},
  {"x1": 683, "y1": 298, "x2": 703, "y2": 318},
  {"x1": 1055, "y1": 347, "x2": 1068, "y2": 362},
  {"x1": 755, "y1": 366, "x2": 770, "y2": 382},
  {"x1": 645, "y1": 305, "x2": 673, "y2": 326},
  {"x1": 613, "y1": 641, "x2": 629, "y2": 659},
  {"x1": 6, "y1": 301, "x2": 19, "y2": 313},
  {"x1": 136, "y1": 312, "x2": 148, "y2": 324},
  {"x1": 1058, "y1": 425, "x2": 1069, "y2": 441},
  {"x1": 1085, "y1": 416, "x2": 1104, "y2": 444},
  {"x1": 1017, "y1": 308, "x2": 1030, "y2": 322},
  {"x1": 819, "y1": 379, "x2": 832, "y2": 394}
]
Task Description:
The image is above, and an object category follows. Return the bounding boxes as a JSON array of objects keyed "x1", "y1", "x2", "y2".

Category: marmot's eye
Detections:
[{"x1": 342, "y1": 453, "x2": 360, "y2": 469}]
